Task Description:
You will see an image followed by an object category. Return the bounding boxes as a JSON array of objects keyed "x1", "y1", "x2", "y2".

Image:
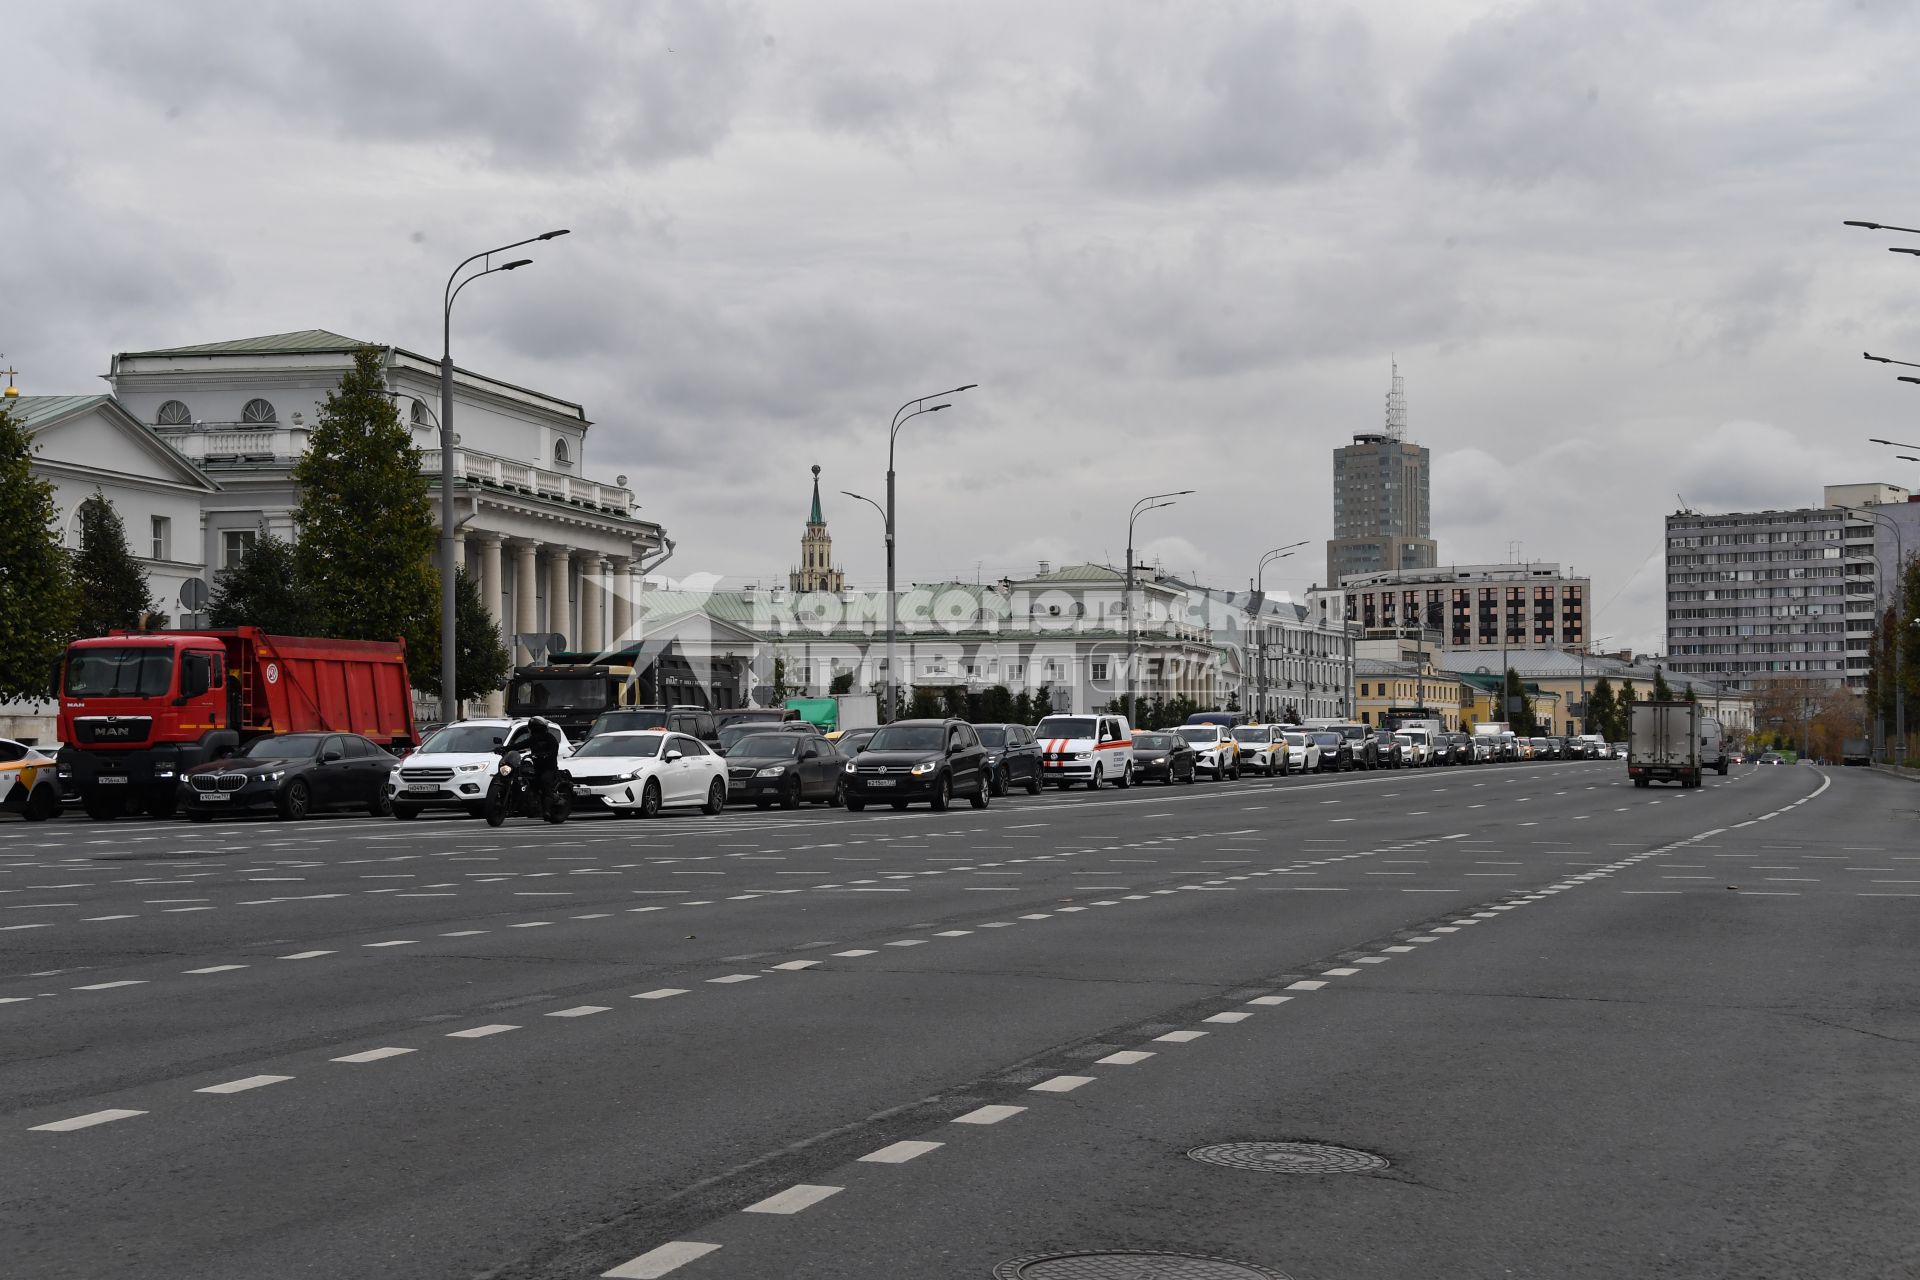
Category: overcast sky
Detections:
[{"x1": 9, "y1": 0, "x2": 1920, "y2": 653}]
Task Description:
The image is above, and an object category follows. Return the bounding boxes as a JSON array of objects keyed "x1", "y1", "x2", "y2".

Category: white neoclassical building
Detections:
[{"x1": 105, "y1": 331, "x2": 668, "y2": 673}]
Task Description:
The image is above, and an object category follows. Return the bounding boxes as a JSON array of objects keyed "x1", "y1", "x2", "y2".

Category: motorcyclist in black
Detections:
[{"x1": 524, "y1": 716, "x2": 563, "y2": 809}]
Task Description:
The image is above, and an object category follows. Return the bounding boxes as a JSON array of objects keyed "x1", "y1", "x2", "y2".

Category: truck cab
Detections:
[
  {"x1": 58, "y1": 634, "x2": 237, "y2": 819},
  {"x1": 505, "y1": 663, "x2": 641, "y2": 742}
]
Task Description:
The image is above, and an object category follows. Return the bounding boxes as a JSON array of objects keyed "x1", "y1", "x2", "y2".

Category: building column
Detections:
[
  {"x1": 449, "y1": 525, "x2": 467, "y2": 579},
  {"x1": 546, "y1": 546, "x2": 573, "y2": 650},
  {"x1": 478, "y1": 536, "x2": 506, "y2": 714},
  {"x1": 513, "y1": 542, "x2": 539, "y2": 655},
  {"x1": 582, "y1": 556, "x2": 607, "y2": 654},
  {"x1": 608, "y1": 555, "x2": 633, "y2": 649}
]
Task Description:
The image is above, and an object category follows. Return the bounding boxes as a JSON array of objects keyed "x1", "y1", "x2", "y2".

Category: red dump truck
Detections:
[{"x1": 55, "y1": 628, "x2": 417, "y2": 820}]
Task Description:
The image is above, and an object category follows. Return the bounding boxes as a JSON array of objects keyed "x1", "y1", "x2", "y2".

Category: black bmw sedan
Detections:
[
  {"x1": 181, "y1": 733, "x2": 398, "y2": 821},
  {"x1": 1131, "y1": 731, "x2": 1197, "y2": 785},
  {"x1": 843, "y1": 719, "x2": 990, "y2": 812}
]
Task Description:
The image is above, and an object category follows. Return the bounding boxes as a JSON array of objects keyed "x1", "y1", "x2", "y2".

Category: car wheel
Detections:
[
  {"x1": 970, "y1": 776, "x2": 989, "y2": 809},
  {"x1": 82, "y1": 791, "x2": 123, "y2": 822},
  {"x1": 1025, "y1": 772, "x2": 1042, "y2": 796},
  {"x1": 367, "y1": 788, "x2": 393, "y2": 819},
  {"x1": 392, "y1": 803, "x2": 422, "y2": 820},
  {"x1": 829, "y1": 778, "x2": 846, "y2": 807},
  {"x1": 1114, "y1": 761, "x2": 1131, "y2": 789},
  {"x1": 1163, "y1": 771, "x2": 1175, "y2": 786},
  {"x1": 276, "y1": 779, "x2": 311, "y2": 821},
  {"x1": 703, "y1": 779, "x2": 727, "y2": 815},
  {"x1": 989, "y1": 766, "x2": 1008, "y2": 797},
  {"x1": 639, "y1": 779, "x2": 662, "y2": 819},
  {"x1": 780, "y1": 777, "x2": 803, "y2": 810},
  {"x1": 846, "y1": 797, "x2": 866, "y2": 812},
  {"x1": 890, "y1": 799, "x2": 909, "y2": 810},
  {"x1": 22, "y1": 787, "x2": 59, "y2": 822},
  {"x1": 930, "y1": 774, "x2": 952, "y2": 811}
]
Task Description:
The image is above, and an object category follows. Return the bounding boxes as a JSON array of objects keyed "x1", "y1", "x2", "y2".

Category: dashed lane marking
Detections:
[{"x1": 30, "y1": 1108, "x2": 146, "y2": 1132}]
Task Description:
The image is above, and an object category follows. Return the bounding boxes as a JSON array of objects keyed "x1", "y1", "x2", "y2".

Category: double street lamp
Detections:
[
  {"x1": 1125, "y1": 490, "x2": 1193, "y2": 725},
  {"x1": 1250, "y1": 541, "x2": 1308, "y2": 719},
  {"x1": 439, "y1": 228, "x2": 570, "y2": 717}
]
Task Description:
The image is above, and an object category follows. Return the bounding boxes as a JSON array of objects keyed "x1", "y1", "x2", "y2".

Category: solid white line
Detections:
[
  {"x1": 602, "y1": 1241, "x2": 722, "y2": 1278},
  {"x1": 30, "y1": 1108, "x2": 146, "y2": 1132},
  {"x1": 1030, "y1": 1074, "x2": 1095, "y2": 1092},
  {"x1": 744, "y1": 1184, "x2": 843, "y2": 1214},
  {"x1": 952, "y1": 1104, "x2": 1026, "y2": 1125},
  {"x1": 860, "y1": 1139, "x2": 944, "y2": 1163},
  {"x1": 632, "y1": 988, "x2": 688, "y2": 999},
  {"x1": 446, "y1": 1024, "x2": 519, "y2": 1038},
  {"x1": 196, "y1": 1074, "x2": 292, "y2": 1094},
  {"x1": 331, "y1": 1047, "x2": 415, "y2": 1063}
]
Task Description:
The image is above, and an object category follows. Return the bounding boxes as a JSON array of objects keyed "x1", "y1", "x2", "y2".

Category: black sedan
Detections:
[
  {"x1": 843, "y1": 719, "x2": 990, "y2": 812},
  {"x1": 975, "y1": 723, "x2": 1044, "y2": 796},
  {"x1": 1311, "y1": 731, "x2": 1351, "y2": 773},
  {"x1": 1372, "y1": 731, "x2": 1406, "y2": 768},
  {"x1": 725, "y1": 733, "x2": 845, "y2": 808},
  {"x1": 1131, "y1": 731, "x2": 1197, "y2": 785},
  {"x1": 717, "y1": 720, "x2": 824, "y2": 757},
  {"x1": 1334, "y1": 724, "x2": 1379, "y2": 770},
  {"x1": 181, "y1": 733, "x2": 398, "y2": 821}
]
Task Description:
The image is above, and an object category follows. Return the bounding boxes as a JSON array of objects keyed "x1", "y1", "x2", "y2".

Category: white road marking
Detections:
[
  {"x1": 602, "y1": 1241, "x2": 722, "y2": 1278},
  {"x1": 833, "y1": 949, "x2": 877, "y2": 957},
  {"x1": 953, "y1": 1104, "x2": 1026, "y2": 1124},
  {"x1": 743, "y1": 1183, "x2": 844, "y2": 1215},
  {"x1": 633, "y1": 989, "x2": 688, "y2": 1000},
  {"x1": 1096, "y1": 1050, "x2": 1156, "y2": 1065},
  {"x1": 548, "y1": 1005, "x2": 611, "y2": 1017},
  {"x1": 184, "y1": 965, "x2": 247, "y2": 975},
  {"x1": 446, "y1": 1024, "x2": 519, "y2": 1038},
  {"x1": 1285, "y1": 980, "x2": 1327, "y2": 990},
  {"x1": 1155, "y1": 1030, "x2": 1208, "y2": 1043},
  {"x1": 196, "y1": 1074, "x2": 292, "y2": 1094},
  {"x1": 861, "y1": 1139, "x2": 944, "y2": 1163},
  {"x1": 332, "y1": 1047, "x2": 415, "y2": 1063},
  {"x1": 1203, "y1": 1011, "x2": 1253, "y2": 1023},
  {"x1": 769, "y1": 960, "x2": 819, "y2": 970},
  {"x1": 1031, "y1": 1074, "x2": 1095, "y2": 1092},
  {"x1": 73, "y1": 980, "x2": 147, "y2": 990},
  {"x1": 30, "y1": 1108, "x2": 146, "y2": 1132},
  {"x1": 1246, "y1": 995, "x2": 1293, "y2": 1005},
  {"x1": 707, "y1": 974, "x2": 759, "y2": 984}
]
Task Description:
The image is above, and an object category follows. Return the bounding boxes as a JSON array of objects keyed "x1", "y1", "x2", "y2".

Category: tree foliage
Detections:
[
  {"x1": 0, "y1": 405, "x2": 77, "y2": 698},
  {"x1": 293, "y1": 346, "x2": 436, "y2": 657},
  {"x1": 207, "y1": 529, "x2": 314, "y2": 634},
  {"x1": 411, "y1": 567, "x2": 510, "y2": 702},
  {"x1": 71, "y1": 490, "x2": 158, "y2": 636},
  {"x1": 1012, "y1": 689, "x2": 1034, "y2": 724},
  {"x1": 829, "y1": 669, "x2": 855, "y2": 695},
  {"x1": 1652, "y1": 668, "x2": 1674, "y2": 702},
  {"x1": 1033, "y1": 686, "x2": 1055, "y2": 720},
  {"x1": 1586, "y1": 676, "x2": 1617, "y2": 740},
  {"x1": 1504, "y1": 667, "x2": 1538, "y2": 736}
]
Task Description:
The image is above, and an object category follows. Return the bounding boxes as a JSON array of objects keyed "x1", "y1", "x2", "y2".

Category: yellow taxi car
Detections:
[
  {"x1": 1230, "y1": 724, "x2": 1290, "y2": 777},
  {"x1": 0, "y1": 739, "x2": 61, "y2": 822},
  {"x1": 1173, "y1": 723, "x2": 1242, "y2": 780}
]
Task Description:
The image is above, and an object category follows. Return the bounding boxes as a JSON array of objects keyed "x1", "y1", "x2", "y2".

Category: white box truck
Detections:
[{"x1": 1628, "y1": 701, "x2": 1704, "y2": 788}]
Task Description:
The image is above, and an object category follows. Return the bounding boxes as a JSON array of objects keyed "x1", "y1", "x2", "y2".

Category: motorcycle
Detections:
[{"x1": 482, "y1": 745, "x2": 573, "y2": 826}]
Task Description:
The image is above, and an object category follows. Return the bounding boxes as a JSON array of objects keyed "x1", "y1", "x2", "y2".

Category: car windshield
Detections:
[
  {"x1": 419, "y1": 724, "x2": 509, "y2": 754},
  {"x1": 593, "y1": 710, "x2": 669, "y2": 733},
  {"x1": 732, "y1": 734, "x2": 801, "y2": 758},
  {"x1": 242, "y1": 734, "x2": 324, "y2": 760},
  {"x1": 1231, "y1": 728, "x2": 1269, "y2": 743},
  {"x1": 1037, "y1": 717, "x2": 1097, "y2": 739},
  {"x1": 867, "y1": 725, "x2": 945, "y2": 752},
  {"x1": 1282, "y1": 733, "x2": 1307, "y2": 745},
  {"x1": 1312, "y1": 733, "x2": 1341, "y2": 747},
  {"x1": 721, "y1": 723, "x2": 794, "y2": 750},
  {"x1": 1338, "y1": 725, "x2": 1367, "y2": 740},
  {"x1": 65, "y1": 647, "x2": 174, "y2": 698},
  {"x1": 507, "y1": 678, "x2": 610, "y2": 713},
  {"x1": 570, "y1": 734, "x2": 662, "y2": 759},
  {"x1": 975, "y1": 727, "x2": 1007, "y2": 747},
  {"x1": 1175, "y1": 726, "x2": 1216, "y2": 743},
  {"x1": 1135, "y1": 733, "x2": 1175, "y2": 749}
]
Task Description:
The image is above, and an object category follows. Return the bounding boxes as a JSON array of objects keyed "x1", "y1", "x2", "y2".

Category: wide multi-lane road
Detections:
[{"x1": 4, "y1": 760, "x2": 1915, "y2": 1279}]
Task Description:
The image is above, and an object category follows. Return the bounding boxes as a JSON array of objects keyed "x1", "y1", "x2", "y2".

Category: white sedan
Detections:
[
  {"x1": 1279, "y1": 730, "x2": 1320, "y2": 774},
  {"x1": 562, "y1": 731, "x2": 727, "y2": 818}
]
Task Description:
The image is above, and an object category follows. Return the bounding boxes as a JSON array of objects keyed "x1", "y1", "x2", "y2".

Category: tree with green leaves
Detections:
[
  {"x1": 941, "y1": 685, "x2": 968, "y2": 719},
  {"x1": 412, "y1": 567, "x2": 509, "y2": 704},
  {"x1": 293, "y1": 346, "x2": 437, "y2": 662},
  {"x1": 1013, "y1": 688, "x2": 1034, "y2": 724},
  {"x1": 71, "y1": 491, "x2": 159, "y2": 636},
  {"x1": 1586, "y1": 676, "x2": 1616, "y2": 738},
  {"x1": 829, "y1": 669, "x2": 855, "y2": 695},
  {"x1": 1033, "y1": 686, "x2": 1055, "y2": 720},
  {"x1": 979, "y1": 685, "x2": 1014, "y2": 723},
  {"x1": 1618, "y1": 679, "x2": 1637, "y2": 723},
  {"x1": 0, "y1": 404, "x2": 77, "y2": 698},
  {"x1": 910, "y1": 687, "x2": 943, "y2": 718},
  {"x1": 1652, "y1": 668, "x2": 1674, "y2": 702},
  {"x1": 769, "y1": 649, "x2": 792, "y2": 705},
  {"x1": 1504, "y1": 668, "x2": 1538, "y2": 735},
  {"x1": 208, "y1": 529, "x2": 314, "y2": 634}
]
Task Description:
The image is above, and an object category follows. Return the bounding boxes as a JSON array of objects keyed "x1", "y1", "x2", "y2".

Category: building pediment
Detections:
[{"x1": 14, "y1": 395, "x2": 218, "y2": 492}]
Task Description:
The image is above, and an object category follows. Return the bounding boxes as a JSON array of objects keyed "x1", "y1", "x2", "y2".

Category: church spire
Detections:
[
  {"x1": 791, "y1": 463, "x2": 845, "y2": 594},
  {"x1": 809, "y1": 463, "x2": 823, "y2": 525}
]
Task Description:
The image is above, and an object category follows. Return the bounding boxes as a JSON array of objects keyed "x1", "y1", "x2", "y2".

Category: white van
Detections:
[{"x1": 1035, "y1": 713, "x2": 1135, "y2": 789}]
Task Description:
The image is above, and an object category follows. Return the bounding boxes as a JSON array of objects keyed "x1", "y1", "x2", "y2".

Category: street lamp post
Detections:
[
  {"x1": 882, "y1": 386, "x2": 976, "y2": 722},
  {"x1": 1252, "y1": 542, "x2": 1307, "y2": 720},
  {"x1": 440, "y1": 228, "x2": 569, "y2": 719},
  {"x1": 841, "y1": 489, "x2": 890, "y2": 715},
  {"x1": 1126, "y1": 490, "x2": 1192, "y2": 726}
]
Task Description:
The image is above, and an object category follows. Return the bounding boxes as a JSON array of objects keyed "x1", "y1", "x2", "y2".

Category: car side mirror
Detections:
[
  {"x1": 322, "y1": 750, "x2": 342, "y2": 763},
  {"x1": 664, "y1": 749, "x2": 684, "y2": 761}
]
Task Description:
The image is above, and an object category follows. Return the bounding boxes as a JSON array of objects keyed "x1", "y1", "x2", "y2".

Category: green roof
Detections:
[
  {"x1": 119, "y1": 329, "x2": 371, "y2": 358},
  {"x1": 1026, "y1": 563, "x2": 1126, "y2": 583},
  {"x1": 2, "y1": 394, "x2": 114, "y2": 428}
]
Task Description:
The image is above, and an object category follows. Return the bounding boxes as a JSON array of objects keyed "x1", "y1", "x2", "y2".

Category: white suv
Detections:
[{"x1": 388, "y1": 719, "x2": 573, "y2": 819}]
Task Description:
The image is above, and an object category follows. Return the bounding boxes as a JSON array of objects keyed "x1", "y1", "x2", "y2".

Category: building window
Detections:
[
  {"x1": 411, "y1": 400, "x2": 431, "y2": 428},
  {"x1": 553, "y1": 438, "x2": 571, "y2": 466},
  {"x1": 156, "y1": 400, "x2": 192, "y2": 426},
  {"x1": 240, "y1": 398, "x2": 277, "y2": 424},
  {"x1": 1092, "y1": 661, "x2": 1109, "y2": 681},
  {"x1": 223, "y1": 529, "x2": 257, "y2": 567},
  {"x1": 150, "y1": 516, "x2": 171, "y2": 561}
]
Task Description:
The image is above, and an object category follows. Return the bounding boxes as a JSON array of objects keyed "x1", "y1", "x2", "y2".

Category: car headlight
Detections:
[
  {"x1": 262, "y1": 770, "x2": 284, "y2": 782},
  {"x1": 456, "y1": 762, "x2": 487, "y2": 772},
  {"x1": 910, "y1": 761, "x2": 938, "y2": 775},
  {"x1": 844, "y1": 760, "x2": 858, "y2": 773},
  {"x1": 1073, "y1": 751, "x2": 1091, "y2": 761},
  {"x1": 755, "y1": 766, "x2": 787, "y2": 778},
  {"x1": 621, "y1": 766, "x2": 649, "y2": 781},
  {"x1": 986, "y1": 754, "x2": 999, "y2": 764}
]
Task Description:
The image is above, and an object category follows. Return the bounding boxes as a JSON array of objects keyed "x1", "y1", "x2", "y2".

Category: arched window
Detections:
[
  {"x1": 553, "y1": 438, "x2": 571, "y2": 466},
  {"x1": 240, "y1": 398, "x2": 277, "y2": 424},
  {"x1": 156, "y1": 400, "x2": 192, "y2": 426},
  {"x1": 410, "y1": 400, "x2": 430, "y2": 428}
]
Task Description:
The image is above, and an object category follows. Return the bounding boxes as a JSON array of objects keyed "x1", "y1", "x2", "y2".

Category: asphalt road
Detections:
[{"x1": 3, "y1": 760, "x2": 1915, "y2": 1279}]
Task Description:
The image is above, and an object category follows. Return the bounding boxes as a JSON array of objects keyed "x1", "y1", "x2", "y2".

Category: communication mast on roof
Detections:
[{"x1": 1384, "y1": 359, "x2": 1407, "y2": 441}]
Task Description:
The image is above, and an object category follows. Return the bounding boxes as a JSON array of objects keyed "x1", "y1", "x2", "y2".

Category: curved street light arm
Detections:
[{"x1": 445, "y1": 229, "x2": 570, "y2": 310}]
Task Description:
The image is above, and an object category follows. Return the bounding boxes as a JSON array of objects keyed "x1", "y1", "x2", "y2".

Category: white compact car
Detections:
[
  {"x1": 389, "y1": 719, "x2": 573, "y2": 819},
  {"x1": 1174, "y1": 724, "x2": 1241, "y2": 780},
  {"x1": 563, "y1": 730, "x2": 728, "y2": 817},
  {"x1": 1230, "y1": 724, "x2": 1288, "y2": 777},
  {"x1": 1278, "y1": 730, "x2": 1320, "y2": 774}
]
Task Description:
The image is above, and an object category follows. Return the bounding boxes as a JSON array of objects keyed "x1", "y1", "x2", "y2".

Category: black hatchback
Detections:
[
  {"x1": 1131, "y1": 731, "x2": 1197, "y2": 785},
  {"x1": 843, "y1": 719, "x2": 991, "y2": 812},
  {"x1": 974, "y1": 724, "x2": 1043, "y2": 796}
]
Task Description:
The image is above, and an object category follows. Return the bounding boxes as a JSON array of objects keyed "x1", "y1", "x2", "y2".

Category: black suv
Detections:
[
  {"x1": 1372, "y1": 731, "x2": 1406, "y2": 768},
  {"x1": 725, "y1": 732, "x2": 845, "y2": 809},
  {"x1": 1334, "y1": 724, "x2": 1379, "y2": 770},
  {"x1": 587, "y1": 706, "x2": 720, "y2": 752},
  {"x1": 974, "y1": 723, "x2": 1043, "y2": 796},
  {"x1": 843, "y1": 719, "x2": 991, "y2": 812}
]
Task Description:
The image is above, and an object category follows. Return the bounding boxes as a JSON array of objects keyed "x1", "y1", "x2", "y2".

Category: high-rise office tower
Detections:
[{"x1": 1326, "y1": 363, "x2": 1437, "y2": 586}]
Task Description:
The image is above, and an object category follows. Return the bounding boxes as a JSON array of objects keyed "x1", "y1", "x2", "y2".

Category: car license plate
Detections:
[
  {"x1": 407, "y1": 782, "x2": 439, "y2": 792},
  {"x1": 866, "y1": 778, "x2": 895, "y2": 787},
  {"x1": 97, "y1": 776, "x2": 128, "y2": 785},
  {"x1": 200, "y1": 793, "x2": 228, "y2": 801}
]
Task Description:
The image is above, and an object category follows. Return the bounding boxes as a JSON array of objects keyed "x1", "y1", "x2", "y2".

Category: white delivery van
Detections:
[{"x1": 1035, "y1": 713, "x2": 1134, "y2": 789}]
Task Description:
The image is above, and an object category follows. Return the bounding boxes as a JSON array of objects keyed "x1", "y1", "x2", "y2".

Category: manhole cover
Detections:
[
  {"x1": 1187, "y1": 1141, "x2": 1389, "y2": 1174},
  {"x1": 994, "y1": 1252, "x2": 1290, "y2": 1279}
]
